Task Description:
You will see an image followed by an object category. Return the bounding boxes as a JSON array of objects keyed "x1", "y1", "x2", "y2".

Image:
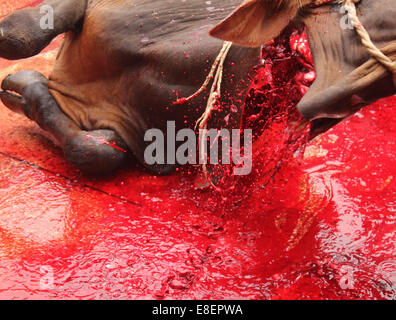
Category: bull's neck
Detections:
[{"x1": 301, "y1": 5, "x2": 360, "y2": 97}]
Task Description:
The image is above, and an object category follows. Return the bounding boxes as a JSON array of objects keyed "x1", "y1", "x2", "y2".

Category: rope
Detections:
[
  {"x1": 311, "y1": 0, "x2": 396, "y2": 83},
  {"x1": 195, "y1": 41, "x2": 233, "y2": 131},
  {"x1": 343, "y1": 0, "x2": 396, "y2": 85},
  {"x1": 173, "y1": 42, "x2": 232, "y2": 106},
  {"x1": 174, "y1": 41, "x2": 233, "y2": 185},
  {"x1": 309, "y1": 0, "x2": 396, "y2": 83},
  {"x1": 198, "y1": 41, "x2": 232, "y2": 184}
]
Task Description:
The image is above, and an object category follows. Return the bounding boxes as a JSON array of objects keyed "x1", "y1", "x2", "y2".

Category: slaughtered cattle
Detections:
[
  {"x1": 210, "y1": 0, "x2": 396, "y2": 136},
  {"x1": 1, "y1": 0, "x2": 393, "y2": 175},
  {"x1": 0, "y1": 0, "x2": 261, "y2": 174}
]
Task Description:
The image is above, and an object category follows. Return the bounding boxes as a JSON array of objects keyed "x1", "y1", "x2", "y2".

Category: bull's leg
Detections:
[
  {"x1": 0, "y1": 71, "x2": 129, "y2": 175},
  {"x1": 0, "y1": 0, "x2": 87, "y2": 59}
]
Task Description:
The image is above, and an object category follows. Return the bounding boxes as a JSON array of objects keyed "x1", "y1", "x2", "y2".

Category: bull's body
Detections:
[
  {"x1": 0, "y1": 0, "x2": 259, "y2": 174},
  {"x1": 49, "y1": 0, "x2": 259, "y2": 168},
  {"x1": 1, "y1": 0, "x2": 395, "y2": 175}
]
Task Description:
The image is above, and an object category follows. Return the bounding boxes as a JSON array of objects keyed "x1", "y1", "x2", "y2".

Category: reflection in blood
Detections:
[{"x1": 0, "y1": 1, "x2": 394, "y2": 300}]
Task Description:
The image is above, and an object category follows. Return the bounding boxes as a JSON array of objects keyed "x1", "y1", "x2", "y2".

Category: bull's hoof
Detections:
[
  {"x1": 2, "y1": 70, "x2": 48, "y2": 93},
  {"x1": 0, "y1": 90, "x2": 27, "y2": 115},
  {"x1": 0, "y1": 71, "x2": 48, "y2": 119},
  {"x1": 64, "y1": 130, "x2": 129, "y2": 175}
]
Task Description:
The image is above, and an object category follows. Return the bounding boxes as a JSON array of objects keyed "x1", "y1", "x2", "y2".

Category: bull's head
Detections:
[{"x1": 210, "y1": 0, "x2": 396, "y2": 136}]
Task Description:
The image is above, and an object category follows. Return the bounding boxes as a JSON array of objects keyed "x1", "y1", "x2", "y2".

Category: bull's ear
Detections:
[{"x1": 210, "y1": 0, "x2": 298, "y2": 47}]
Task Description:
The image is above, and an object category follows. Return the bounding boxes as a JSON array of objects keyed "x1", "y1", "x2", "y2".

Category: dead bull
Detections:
[
  {"x1": 0, "y1": 0, "x2": 260, "y2": 175},
  {"x1": 210, "y1": 0, "x2": 396, "y2": 137},
  {"x1": 1, "y1": 0, "x2": 393, "y2": 176}
]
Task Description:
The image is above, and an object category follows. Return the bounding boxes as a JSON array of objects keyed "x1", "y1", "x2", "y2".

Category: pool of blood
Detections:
[{"x1": 0, "y1": 1, "x2": 394, "y2": 300}]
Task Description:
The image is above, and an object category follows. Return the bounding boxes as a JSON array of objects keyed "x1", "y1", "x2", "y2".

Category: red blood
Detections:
[
  {"x1": 0, "y1": 1, "x2": 394, "y2": 300},
  {"x1": 85, "y1": 134, "x2": 127, "y2": 153}
]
